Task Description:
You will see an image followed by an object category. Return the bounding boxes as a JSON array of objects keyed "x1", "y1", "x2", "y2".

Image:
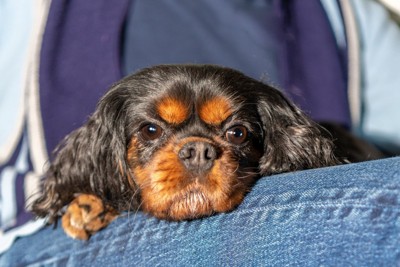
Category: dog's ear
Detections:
[
  {"x1": 256, "y1": 86, "x2": 340, "y2": 175},
  {"x1": 32, "y1": 85, "x2": 138, "y2": 223}
]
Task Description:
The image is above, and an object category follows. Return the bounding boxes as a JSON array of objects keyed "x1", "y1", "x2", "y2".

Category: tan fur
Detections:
[
  {"x1": 157, "y1": 97, "x2": 189, "y2": 124},
  {"x1": 198, "y1": 96, "x2": 232, "y2": 125},
  {"x1": 61, "y1": 194, "x2": 118, "y2": 240}
]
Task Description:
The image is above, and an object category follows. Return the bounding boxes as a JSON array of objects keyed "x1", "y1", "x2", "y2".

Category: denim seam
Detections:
[{"x1": 237, "y1": 202, "x2": 400, "y2": 214}]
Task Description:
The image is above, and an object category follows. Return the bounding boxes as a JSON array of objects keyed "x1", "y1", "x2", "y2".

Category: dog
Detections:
[{"x1": 32, "y1": 64, "x2": 352, "y2": 239}]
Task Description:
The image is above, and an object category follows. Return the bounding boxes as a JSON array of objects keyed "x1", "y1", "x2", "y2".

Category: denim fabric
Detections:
[{"x1": 1, "y1": 157, "x2": 399, "y2": 266}]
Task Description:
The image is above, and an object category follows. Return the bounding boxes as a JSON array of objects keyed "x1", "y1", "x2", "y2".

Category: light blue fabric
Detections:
[
  {"x1": 0, "y1": 0, "x2": 33, "y2": 154},
  {"x1": 0, "y1": 0, "x2": 38, "y2": 250},
  {"x1": 1, "y1": 157, "x2": 399, "y2": 266},
  {"x1": 351, "y1": 0, "x2": 400, "y2": 153}
]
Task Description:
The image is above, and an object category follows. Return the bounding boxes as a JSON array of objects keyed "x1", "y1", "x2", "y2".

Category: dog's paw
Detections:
[{"x1": 61, "y1": 194, "x2": 118, "y2": 240}]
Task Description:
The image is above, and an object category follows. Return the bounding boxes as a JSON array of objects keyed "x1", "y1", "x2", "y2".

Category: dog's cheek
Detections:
[
  {"x1": 131, "y1": 141, "x2": 188, "y2": 217},
  {"x1": 206, "y1": 154, "x2": 248, "y2": 212}
]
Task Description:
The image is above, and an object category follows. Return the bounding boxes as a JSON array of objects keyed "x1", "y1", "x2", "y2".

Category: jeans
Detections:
[{"x1": 1, "y1": 157, "x2": 400, "y2": 266}]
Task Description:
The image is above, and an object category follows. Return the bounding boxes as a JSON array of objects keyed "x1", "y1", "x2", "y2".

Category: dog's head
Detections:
[{"x1": 32, "y1": 65, "x2": 339, "y2": 222}]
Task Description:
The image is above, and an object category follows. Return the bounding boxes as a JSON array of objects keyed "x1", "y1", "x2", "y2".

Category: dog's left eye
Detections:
[
  {"x1": 140, "y1": 124, "x2": 163, "y2": 141},
  {"x1": 225, "y1": 126, "x2": 248, "y2": 145}
]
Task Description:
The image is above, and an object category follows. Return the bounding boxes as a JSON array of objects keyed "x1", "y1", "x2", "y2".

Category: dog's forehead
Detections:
[
  {"x1": 146, "y1": 69, "x2": 244, "y2": 125},
  {"x1": 153, "y1": 82, "x2": 235, "y2": 126},
  {"x1": 154, "y1": 95, "x2": 233, "y2": 126}
]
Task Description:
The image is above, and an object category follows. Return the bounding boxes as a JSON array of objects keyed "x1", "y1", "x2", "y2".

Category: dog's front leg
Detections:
[{"x1": 61, "y1": 194, "x2": 118, "y2": 240}]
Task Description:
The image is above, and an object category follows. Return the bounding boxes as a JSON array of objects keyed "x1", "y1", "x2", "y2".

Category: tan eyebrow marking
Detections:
[
  {"x1": 198, "y1": 96, "x2": 232, "y2": 125},
  {"x1": 156, "y1": 97, "x2": 189, "y2": 124}
]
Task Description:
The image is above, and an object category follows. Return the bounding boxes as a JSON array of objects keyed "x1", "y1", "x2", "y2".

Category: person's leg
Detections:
[{"x1": 2, "y1": 157, "x2": 400, "y2": 266}]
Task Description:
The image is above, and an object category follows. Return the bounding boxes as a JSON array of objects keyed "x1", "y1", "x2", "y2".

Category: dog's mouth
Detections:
[{"x1": 167, "y1": 188, "x2": 213, "y2": 220}]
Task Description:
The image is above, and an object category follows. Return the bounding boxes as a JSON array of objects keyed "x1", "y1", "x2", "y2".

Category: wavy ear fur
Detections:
[
  {"x1": 257, "y1": 87, "x2": 341, "y2": 175},
  {"x1": 32, "y1": 86, "x2": 138, "y2": 223}
]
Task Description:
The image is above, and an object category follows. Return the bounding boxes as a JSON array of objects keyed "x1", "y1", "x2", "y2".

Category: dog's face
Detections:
[
  {"x1": 125, "y1": 70, "x2": 265, "y2": 220},
  {"x1": 33, "y1": 65, "x2": 339, "y2": 223}
]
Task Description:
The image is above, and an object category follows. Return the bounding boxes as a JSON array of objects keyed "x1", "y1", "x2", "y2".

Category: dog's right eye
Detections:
[{"x1": 140, "y1": 124, "x2": 163, "y2": 141}]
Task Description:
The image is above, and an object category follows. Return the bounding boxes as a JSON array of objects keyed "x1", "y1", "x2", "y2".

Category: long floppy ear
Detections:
[
  {"x1": 32, "y1": 85, "x2": 138, "y2": 224},
  {"x1": 257, "y1": 86, "x2": 340, "y2": 176}
]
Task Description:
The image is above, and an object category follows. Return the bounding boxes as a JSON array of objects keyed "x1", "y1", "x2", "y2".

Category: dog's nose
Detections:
[{"x1": 178, "y1": 141, "x2": 217, "y2": 173}]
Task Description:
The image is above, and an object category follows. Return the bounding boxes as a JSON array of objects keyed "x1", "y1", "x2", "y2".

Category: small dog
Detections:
[{"x1": 32, "y1": 64, "x2": 346, "y2": 239}]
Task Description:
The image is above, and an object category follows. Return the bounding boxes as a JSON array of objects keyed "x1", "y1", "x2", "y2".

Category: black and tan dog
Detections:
[{"x1": 32, "y1": 64, "x2": 380, "y2": 239}]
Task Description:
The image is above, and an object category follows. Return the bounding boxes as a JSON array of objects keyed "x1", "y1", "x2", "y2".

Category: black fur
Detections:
[{"x1": 32, "y1": 64, "x2": 342, "y2": 223}]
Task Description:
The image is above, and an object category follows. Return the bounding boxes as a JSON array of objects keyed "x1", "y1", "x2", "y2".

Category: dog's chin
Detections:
[
  {"x1": 167, "y1": 189, "x2": 214, "y2": 220},
  {"x1": 143, "y1": 184, "x2": 246, "y2": 221}
]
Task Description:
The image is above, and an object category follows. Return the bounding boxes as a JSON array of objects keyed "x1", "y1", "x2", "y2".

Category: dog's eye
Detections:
[
  {"x1": 225, "y1": 126, "x2": 248, "y2": 145},
  {"x1": 140, "y1": 124, "x2": 163, "y2": 141}
]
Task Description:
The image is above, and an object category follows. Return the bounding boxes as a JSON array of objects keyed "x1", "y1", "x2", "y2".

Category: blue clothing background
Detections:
[
  {"x1": 1, "y1": 157, "x2": 399, "y2": 266},
  {"x1": 123, "y1": 0, "x2": 281, "y2": 84},
  {"x1": 39, "y1": 0, "x2": 350, "y2": 156}
]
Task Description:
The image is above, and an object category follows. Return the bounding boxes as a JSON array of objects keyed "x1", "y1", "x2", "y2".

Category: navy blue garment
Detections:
[
  {"x1": 39, "y1": 0, "x2": 130, "y2": 154},
  {"x1": 275, "y1": 0, "x2": 350, "y2": 125},
  {"x1": 2, "y1": 157, "x2": 400, "y2": 266}
]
